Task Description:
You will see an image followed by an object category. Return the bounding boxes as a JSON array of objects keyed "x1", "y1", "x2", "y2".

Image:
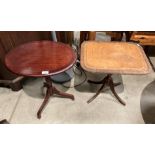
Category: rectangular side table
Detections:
[{"x1": 81, "y1": 41, "x2": 152, "y2": 104}]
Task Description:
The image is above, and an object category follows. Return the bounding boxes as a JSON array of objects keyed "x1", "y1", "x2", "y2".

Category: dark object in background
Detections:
[
  {"x1": 140, "y1": 80, "x2": 155, "y2": 124},
  {"x1": 80, "y1": 31, "x2": 130, "y2": 46},
  {"x1": 56, "y1": 31, "x2": 73, "y2": 46},
  {"x1": 0, "y1": 119, "x2": 9, "y2": 124}
]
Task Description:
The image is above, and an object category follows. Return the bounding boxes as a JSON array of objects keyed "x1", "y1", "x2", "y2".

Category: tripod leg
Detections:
[
  {"x1": 87, "y1": 78, "x2": 107, "y2": 104},
  {"x1": 109, "y1": 77, "x2": 126, "y2": 106},
  {"x1": 37, "y1": 88, "x2": 51, "y2": 119},
  {"x1": 53, "y1": 87, "x2": 74, "y2": 100}
]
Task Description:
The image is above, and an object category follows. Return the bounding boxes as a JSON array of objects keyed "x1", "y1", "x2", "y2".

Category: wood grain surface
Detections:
[
  {"x1": 130, "y1": 32, "x2": 155, "y2": 45},
  {"x1": 5, "y1": 41, "x2": 76, "y2": 77}
]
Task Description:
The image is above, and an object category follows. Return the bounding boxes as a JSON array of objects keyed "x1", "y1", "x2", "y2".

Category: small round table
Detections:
[{"x1": 5, "y1": 41, "x2": 76, "y2": 119}]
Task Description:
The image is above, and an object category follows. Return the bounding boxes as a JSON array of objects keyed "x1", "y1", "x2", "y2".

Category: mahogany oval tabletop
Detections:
[{"x1": 5, "y1": 41, "x2": 76, "y2": 77}]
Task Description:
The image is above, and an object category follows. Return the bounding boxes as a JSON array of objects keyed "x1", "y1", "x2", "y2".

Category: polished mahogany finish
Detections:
[
  {"x1": 5, "y1": 41, "x2": 76, "y2": 77},
  {"x1": 0, "y1": 31, "x2": 52, "y2": 91},
  {"x1": 5, "y1": 41, "x2": 76, "y2": 119},
  {"x1": 37, "y1": 76, "x2": 74, "y2": 119}
]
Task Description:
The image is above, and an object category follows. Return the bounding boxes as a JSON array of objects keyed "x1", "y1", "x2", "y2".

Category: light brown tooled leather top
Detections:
[{"x1": 80, "y1": 41, "x2": 152, "y2": 74}]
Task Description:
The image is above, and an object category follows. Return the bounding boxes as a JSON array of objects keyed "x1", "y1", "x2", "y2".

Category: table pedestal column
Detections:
[
  {"x1": 37, "y1": 76, "x2": 74, "y2": 119},
  {"x1": 87, "y1": 74, "x2": 126, "y2": 105}
]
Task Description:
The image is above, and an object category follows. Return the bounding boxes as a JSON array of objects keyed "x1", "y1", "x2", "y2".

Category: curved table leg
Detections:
[
  {"x1": 37, "y1": 76, "x2": 75, "y2": 119},
  {"x1": 87, "y1": 74, "x2": 126, "y2": 105},
  {"x1": 109, "y1": 77, "x2": 126, "y2": 106},
  {"x1": 37, "y1": 88, "x2": 52, "y2": 119},
  {"x1": 87, "y1": 77, "x2": 107, "y2": 103},
  {"x1": 53, "y1": 87, "x2": 74, "y2": 100}
]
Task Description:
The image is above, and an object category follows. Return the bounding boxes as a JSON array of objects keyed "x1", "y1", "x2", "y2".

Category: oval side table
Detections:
[{"x1": 5, "y1": 41, "x2": 76, "y2": 119}]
